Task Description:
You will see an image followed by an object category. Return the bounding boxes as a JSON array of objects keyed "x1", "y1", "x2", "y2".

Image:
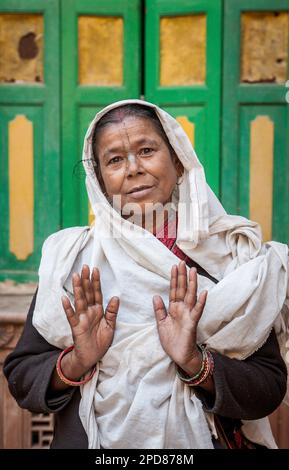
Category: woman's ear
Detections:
[{"x1": 172, "y1": 153, "x2": 184, "y2": 177}]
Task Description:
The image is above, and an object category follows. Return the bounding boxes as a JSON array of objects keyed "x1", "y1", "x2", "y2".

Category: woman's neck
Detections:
[{"x1": 120, "y1": 195, "x2": 178, "y2": 236}]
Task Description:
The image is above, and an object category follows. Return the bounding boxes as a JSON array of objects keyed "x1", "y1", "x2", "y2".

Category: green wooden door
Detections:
[
  {"x1": 61, "y1": 0, "x2": 222, "y2": 226},
  {"x1": 0, "y1": 0, "x2": 60, "y2": 282},
  {"x1": 1, "y1": 0, "x2": 288, "y2": 283},
  {"x1": 145, "y1": 0, "x2": 222, "y2": 196},
  {"x1": 61, "y1": 0, "x2": 141, "y2": 228},
  {"x1": 222, "y1": 0, "x2": 289, "y2": 243}
]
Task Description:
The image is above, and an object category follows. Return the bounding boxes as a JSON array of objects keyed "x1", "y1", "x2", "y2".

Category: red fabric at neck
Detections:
[
  {"x1": 156, "y1": 212, "x2": 192, "y2": 264},
  {"x1": 156, "y1": 213, "x2": 219, "y2": 284}
]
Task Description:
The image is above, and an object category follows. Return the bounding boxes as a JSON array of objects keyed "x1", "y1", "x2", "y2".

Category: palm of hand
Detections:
[
  {"x1": 61, "y1": 265, "x2": 119, "y2": 370},
  {"x1": 153, "y1": 261, "x2": 207, "y2": 367}
]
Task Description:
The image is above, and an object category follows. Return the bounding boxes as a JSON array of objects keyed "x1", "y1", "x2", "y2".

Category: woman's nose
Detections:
[{"x1": 126, "y1": 154, "x2": 143, "y2": 176}]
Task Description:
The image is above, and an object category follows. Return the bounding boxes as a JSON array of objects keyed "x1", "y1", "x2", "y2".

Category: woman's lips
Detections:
[{"x1": 126, "y1": 186, "x2": 155, "y2": 199}]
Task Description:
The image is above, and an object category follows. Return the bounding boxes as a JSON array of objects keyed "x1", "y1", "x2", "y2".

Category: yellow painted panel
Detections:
[
  {"x1": 78, "y1": 16, "x2": 123, "y2": 86},
  {"x1": 9, "y1": 115, "x2": 34, "y2": 260},
  {"x1": 176, "y1": 116, "x2": 195, "y2": 146},
  {"x1": 88, "y1": 202, "x2": 95, "y2": 226},
  {"x1": 250, "y1": 116, "x2": 274, "y2": 241},
  {"x1": 160, "y1": 15, "x2": 206, "y2": 86},
  {"x1": 241, "y1": 12, "x2": 288, "y2": 84},
  {"x1": 0, "y1": 14, "x2": 43, "y2": 83}
]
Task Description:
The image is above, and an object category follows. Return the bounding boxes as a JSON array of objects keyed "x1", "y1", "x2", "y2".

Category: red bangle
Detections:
[
  {"x1": 191, "y1": 350, "x2": 214, "y2": 386},
  {"x1": 56, "y1": 345, "x2": 96, "y2": 386},
  {"x1": 177, "y1": 349, "x2": 214, "y2": 387}
]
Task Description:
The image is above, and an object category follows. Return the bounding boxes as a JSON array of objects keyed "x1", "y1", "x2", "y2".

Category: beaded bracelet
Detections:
[
  {"x1": 56, "y1": 345, "x2": 96, "y2": 386},
  {"x1": 177, "y1": 347, "x2": 214, "y2": 387}
]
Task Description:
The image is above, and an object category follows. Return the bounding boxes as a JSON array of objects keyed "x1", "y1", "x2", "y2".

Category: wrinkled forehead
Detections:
[{"x1": 95, "y1": 116, "x2": 163, "y2": 155}]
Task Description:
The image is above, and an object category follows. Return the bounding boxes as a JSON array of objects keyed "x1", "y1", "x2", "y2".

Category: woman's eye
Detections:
[
  {"x1": 139, "y1": 148, "x2": 154, "y2": 156},
  {"x1": 108, "y1": 156, "x2": 123, "y2": 165}
]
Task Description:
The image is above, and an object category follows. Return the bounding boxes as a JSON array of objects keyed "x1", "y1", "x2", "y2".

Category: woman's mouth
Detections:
[{"x1": 126, "y1": 185, "x2": 155, "y2": 199}]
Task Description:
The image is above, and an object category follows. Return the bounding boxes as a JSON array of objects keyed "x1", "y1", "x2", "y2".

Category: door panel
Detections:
[
  {"x1": 145, "y1": 0, "x2": 222, "y2": 195},
  {"x1": 2, "y1": 0, "x2": 288, "y2": 283},
  {"x1": 222, "y1": 0, "x2": 289, "y2": 243},
  {"x1": 161, "y1": 105, "x2": 206, "y2": 165},
  {"x1": 61, "y1": 0, "x2": 141, "y2": 227},
  {"x1": 0, "y1": 0, "x2": 60, "y2": 282}
]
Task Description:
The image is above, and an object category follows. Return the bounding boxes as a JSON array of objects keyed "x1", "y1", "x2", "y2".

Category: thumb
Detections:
[
  {"x1": 105, "y1": 296, "x2": 120, "y2": 329},
  {"x1": 153, "y1": 295, "x2": 167, "y2": 323}
]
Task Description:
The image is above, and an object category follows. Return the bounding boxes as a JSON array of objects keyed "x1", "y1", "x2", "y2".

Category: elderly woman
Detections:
[{"x1": 4, "y1": 100, "x2": 289, "y2": 449}]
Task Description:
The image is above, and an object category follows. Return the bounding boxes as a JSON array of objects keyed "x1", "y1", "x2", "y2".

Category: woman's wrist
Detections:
[
  {"x1": 49, "y1": 349, "x2": 95, "y2": 393},
  {"x1": 60, "y1": 349, "x2": 91, "y2": 382},
  {"x1": 176, "y1": 346, "x2": 215, "y2": 393},
  {"x1": 176, "y1": 347, "x2": 203, "y2": 377}
]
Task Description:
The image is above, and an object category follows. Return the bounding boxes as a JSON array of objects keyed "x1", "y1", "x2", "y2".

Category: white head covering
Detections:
[{"x1": 33, "y1": 99, "x2": 289, "y2": 449}]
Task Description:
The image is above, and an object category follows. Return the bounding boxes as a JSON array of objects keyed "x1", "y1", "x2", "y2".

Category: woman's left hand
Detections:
[{"x1": 153, "y1": 260, "x2": 207, "y2": 370}]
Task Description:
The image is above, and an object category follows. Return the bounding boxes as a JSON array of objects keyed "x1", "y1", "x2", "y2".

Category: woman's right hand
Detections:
[{"x1": 61, "y1": 264, "x2": 120, "y2": 374}]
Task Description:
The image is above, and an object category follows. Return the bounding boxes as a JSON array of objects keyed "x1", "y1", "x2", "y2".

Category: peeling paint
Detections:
[
  {"x1": 18, "y1": 32, "x2": 38, "y2": 60},
  {"x1": 241, "y1": 12, "x2": 288, "y2": 84},
  {"x1": 0, "y1": 14, "x2": 43, "y2": 83}
]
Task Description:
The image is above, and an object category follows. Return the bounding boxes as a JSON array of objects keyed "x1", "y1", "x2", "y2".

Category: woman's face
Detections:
[{"x1": 95, "y1": 116, "x2": 181, "y2": 213}]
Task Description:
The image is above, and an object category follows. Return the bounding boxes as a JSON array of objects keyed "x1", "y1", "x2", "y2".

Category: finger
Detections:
[
  {"x1": 184, "y1": 267, "x2": 197, "y2": 310},
  {"x1": 169, "y1": 265, "x2": 178, "y2": 303},
  {"x1": 91, "y1": 302, "x2": 105, "y2": 323},
  {"x1": 92, "y1": 267, "x2": 103, "y2": 306},
  {"x1": 61, "y1": 295, "x2": 79, "y2": 328},
  {"x1": 153, "y1": 295, "x2": 167, "y2": 323},
  {"x1": 176, "y1": 261, "x2": 187, "y2": 302},
  {"x1": 191, "y1": 290, "x2": 208, "y2": 324},
  {"x1": 104, "y1": 296, "x2": 120, "y2": 330},
  {"x1": 80, "y1": 264, "x2": 95, "y2": 306},
  {"x1": 72, "y1": 273, "x2": 88, "y2": 313}
]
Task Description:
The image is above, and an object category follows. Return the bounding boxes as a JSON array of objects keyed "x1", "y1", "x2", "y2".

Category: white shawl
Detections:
[{"x1": 32, "y1": 99, "x2": 289, "y2": 449}]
